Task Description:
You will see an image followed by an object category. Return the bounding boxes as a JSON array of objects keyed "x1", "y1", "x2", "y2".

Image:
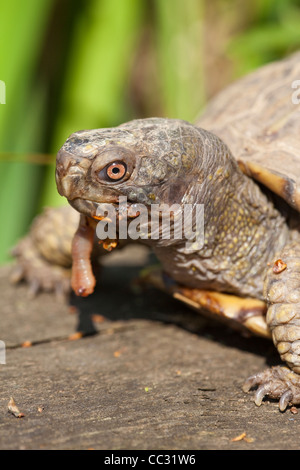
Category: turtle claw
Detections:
[
  {"x1": 11, "y1": 236, "x2": 71, "y2": 299},
  {"x1": 279, "y1": 390, "x2": 293, "y2": 412},
  {"x1": 254, "y1": 385, "x2": 268, "y2": 407},
  {"x1": 10, "y1": 264, "x2": 25, "y2": 284},
  {"x1": 243, "y1": 366, "x2": 300, "y2": 411},
  {"x1": 28, "y1": 279, "x2": 41, "y2": 299},
  {"x1": 54, "y1": 280, "x2": 71, "y2": 302}
]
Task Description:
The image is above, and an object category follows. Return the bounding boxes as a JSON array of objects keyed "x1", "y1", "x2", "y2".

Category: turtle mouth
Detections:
[
  {"x1": 68, "y1": 197, "x2": 112, "y2": 219},
  {"x1": 68, "y1": 196, "x2": 140, "y2": 223}
]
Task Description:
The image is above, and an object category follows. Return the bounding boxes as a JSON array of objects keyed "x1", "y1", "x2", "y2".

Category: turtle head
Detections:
[{"x1": 56, "y1": 117, "x2": 238, "y2": 220}]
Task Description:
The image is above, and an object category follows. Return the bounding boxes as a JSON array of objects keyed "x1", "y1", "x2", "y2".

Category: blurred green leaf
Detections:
[
  {"x1": 51, "y1": 0, "x2": 146, "y2": 148},
  {"x1": 154, "y1": 0, "x2": 206, "y2": 121},
  {"x1": 0, "y1": 0, "x2": 53, "y2": 263},
  {"x1": 228, "y1": 0, "x2": 300, "y2": 76},
  {"x1": 1, "y1": 0, "x2": 299, "y2": 265},
  {"x1": 41, "y1": 0, "x2": 146, "y2": 208}
]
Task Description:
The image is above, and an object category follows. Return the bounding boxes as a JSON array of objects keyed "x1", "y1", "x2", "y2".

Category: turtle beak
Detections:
[
  {"x1": 55, "y1": 147, "x2": 122, "y2": 220},
  {"x1": 55, "y1": 148, "x2": 87, "y2": 200}
]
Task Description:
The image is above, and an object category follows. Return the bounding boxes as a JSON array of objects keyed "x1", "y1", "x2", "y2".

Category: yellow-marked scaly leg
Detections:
[
  {"x1": 244, "y1": 241, "x2": 300, "y2": 411},
  {"x1": 10, "y1": 206, "x2": 79, "y2": 298},
  {"x1": 143, "y1": 267, "x2": 269, "y2": 339}
]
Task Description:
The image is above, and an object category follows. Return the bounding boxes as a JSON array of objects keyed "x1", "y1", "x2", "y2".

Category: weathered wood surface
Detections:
[{"x1": 0, "y1": 246, "x2": 299, "y2": 450}]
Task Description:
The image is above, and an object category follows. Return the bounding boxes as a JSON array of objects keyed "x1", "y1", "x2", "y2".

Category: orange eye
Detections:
[{"x1": 105, "y1": 162, "x2": 127, "y2": 181}]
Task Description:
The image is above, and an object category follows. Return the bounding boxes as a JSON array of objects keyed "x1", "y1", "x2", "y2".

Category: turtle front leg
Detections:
[{"x1": 244, "y1": 240, "x2": 300, "y2": 411}]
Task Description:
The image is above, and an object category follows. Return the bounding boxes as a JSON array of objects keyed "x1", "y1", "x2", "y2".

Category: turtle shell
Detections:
[
  {"x1": 196, "y1": 52, "x2": 300, "y2": 212},
  {"x1": 146, "y1": 53, "x2": 300, "y2": 339}
]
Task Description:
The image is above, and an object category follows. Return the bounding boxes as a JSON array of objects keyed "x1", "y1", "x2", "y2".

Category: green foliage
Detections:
[
  {"x1": 154, "y1": 0, "x2": 205, "y2": 120},
  {"x1": 228, "y1": 0, "x2": 300, "y2": 76},
  {"x1": 0, "y1": 0, "x2": 53, "y2": 263},
  {"x1": 0, "y1": 0, "x2": 299, "y2": 263},
  {"x1": 41, "y1": 0, "x2": 145, "y2": 208}
]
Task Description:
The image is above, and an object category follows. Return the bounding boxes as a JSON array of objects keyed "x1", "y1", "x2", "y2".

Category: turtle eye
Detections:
[{"x1": 99, "y1": 161, "x2": 127, "y2": 182}]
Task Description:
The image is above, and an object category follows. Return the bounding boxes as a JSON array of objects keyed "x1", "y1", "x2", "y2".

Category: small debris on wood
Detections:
[
  {"x1": 91, "y1": 314, "x2": 106, "y2": 324},
  {"x1": 21, "y1": 341, "x2": 32, "y2": 348},
  {"x1": 106, "y1": 328, "x2": 117, "y2": 335},
  {"x1": 273, "y1": 259, "x2": 287, "y2": 274},
  {"x1": 68, "y1": 332, "x2": 83, "y2": 341},
  {"x1": 290, "y1": 406, "x2": 298, "y2": 415},
  {"x1": 231, "y1": 431, "x2": 254, "y2": 443},
  {"x1": 102, "y1": 240, "x2": 118, "y2": 252},
  {"x1": 37, "y1": 406, "x2": 44, "y2": 413},
  {"x1": 8, "y1": 397, "x2": 25, "y2": 418},
  {"x1": 113, "y1": 347, "x2": 127, "y2": 358},
  {"x1": 68, "y1": 306, "x2": 79, "y2": 315}
]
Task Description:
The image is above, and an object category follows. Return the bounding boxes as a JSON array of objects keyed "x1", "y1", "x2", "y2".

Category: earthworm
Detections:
[{"x1": 71, "y1": 214, "x2": 96, "y2": 297}]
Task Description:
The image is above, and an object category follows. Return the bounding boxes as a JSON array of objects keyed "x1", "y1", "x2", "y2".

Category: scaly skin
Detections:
[
  {"x1": 12, "y1": 117, "x2": 300, "y2": 410},
  {"x1": 240, "y1": 238, "x2": 300, "y2": 410},
  {"x1": 11, "y1": 204, "x2": 105, "y2": 297},
  {"x1": 265, "y1": 241, "x2": 300, "y2": 374},
  {"x1": 56, "y1": 118, "x2": 289, "y2": 299},
  {"x1": 10, "y1": 205, "x2": 78, "y2": 297},
  {"x1": 54, "y1": 117, "x2": 300, "y2": 410}
]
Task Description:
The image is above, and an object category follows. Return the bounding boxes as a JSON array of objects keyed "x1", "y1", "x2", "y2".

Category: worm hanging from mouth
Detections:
[{"x1": 71, "y1": 214, "x2": 97, "y2": 297}]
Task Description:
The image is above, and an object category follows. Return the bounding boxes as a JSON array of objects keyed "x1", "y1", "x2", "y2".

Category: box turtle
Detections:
[{"x1": 12, "y1": 52, "x2": 300, "y2": 411}]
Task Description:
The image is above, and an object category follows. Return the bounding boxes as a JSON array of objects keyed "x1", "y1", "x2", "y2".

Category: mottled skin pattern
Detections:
[
  {"x1": 54, "y1": 115, "x2": 300, "y2": 411},
  {"x1": 11, "y1": 206, "x2": 78, "y2": 298},
  {"x1": 12, "y1": 53, "x2": 300, "y2": 411},
  {"x1": 197, "y1": 53, "x2": 300, "y2": 209}
]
